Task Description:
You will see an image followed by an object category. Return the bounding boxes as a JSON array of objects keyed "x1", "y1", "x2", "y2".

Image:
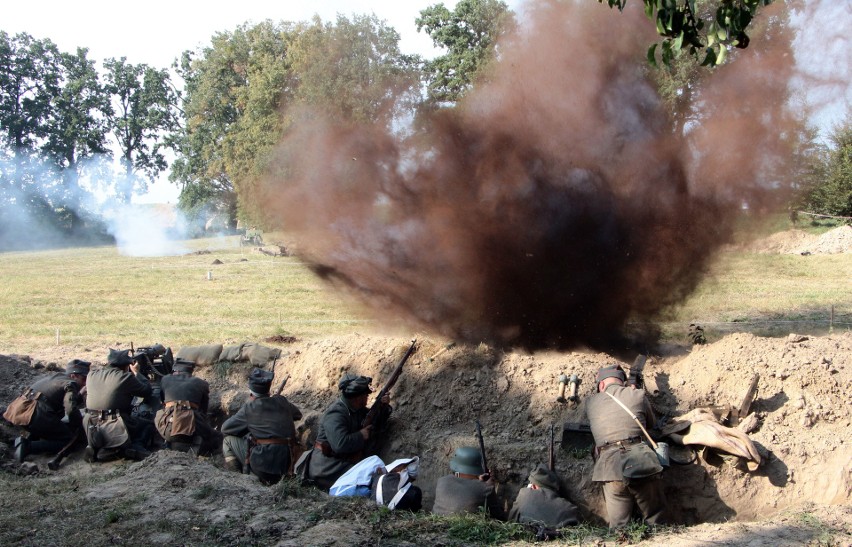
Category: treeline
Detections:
[{"x1": 0, "y1": 0, "x2": 848, "y2": 252}]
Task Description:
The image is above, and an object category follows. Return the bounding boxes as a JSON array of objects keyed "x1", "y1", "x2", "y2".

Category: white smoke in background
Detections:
[
  {"x1": 0, "y1": 153, "x2": 194, "y2": 256},
  {"x1": 99, "y1": 203, "x2": 190, "y2": 257}
]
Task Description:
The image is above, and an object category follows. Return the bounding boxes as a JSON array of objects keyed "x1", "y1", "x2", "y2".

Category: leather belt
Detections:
[
  {"x1": 598, "y1": 436, "x2": 643, "y2": 452},
  {"x1": 165, "y1": 400, "x2": 199, "y2": 410},
  {"x1": 256, "y1": 437, "x2": 291, "y2": 445}
]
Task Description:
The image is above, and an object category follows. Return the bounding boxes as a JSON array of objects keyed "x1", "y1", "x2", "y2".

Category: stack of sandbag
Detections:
[
  {"x1": 175, "y1": 344, "x2": 224, "y2": 366},
  {"x1": 217, "y1": 342, "x2": 282, "y2": 366}
]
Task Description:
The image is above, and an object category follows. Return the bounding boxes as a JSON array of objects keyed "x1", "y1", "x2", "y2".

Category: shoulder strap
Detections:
[{"x1": 604, "y1": 391, "x2": 658, "y2": 449}]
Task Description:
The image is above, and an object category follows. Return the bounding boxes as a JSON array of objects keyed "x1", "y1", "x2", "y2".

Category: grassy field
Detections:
[
  {"x1": 0, "y1": 236, "x2": 369, "y2": 354},
  {"x1": 0, "y1": 231, "x2": 850, "y2": 355}
]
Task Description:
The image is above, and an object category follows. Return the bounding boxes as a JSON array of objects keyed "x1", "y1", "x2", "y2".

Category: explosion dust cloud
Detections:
[{"x1": 263, "y1": 1, "x2": 803, "y2": 353}]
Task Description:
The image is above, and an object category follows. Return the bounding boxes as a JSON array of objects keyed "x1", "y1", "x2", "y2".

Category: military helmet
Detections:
[{"x1": 449, "y1": 446, "x2": 485, "y2": 475}]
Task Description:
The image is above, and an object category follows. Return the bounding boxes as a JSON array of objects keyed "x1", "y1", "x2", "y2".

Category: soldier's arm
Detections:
[
  {"x1": 127, "y1": 371, "x2": 153, "y2": 399},
  {"x1": 220, "y1": 406, "x2": 249, "y2": 437},
  {"x1": 62, "y1": 382, "x2": 82, "y2": 416},
  {"x1": 324, "y1": 407, "x2": 365, "y2": 454},
  {"x1": 288, "y1": 400, "x2": 303, "y2": 422},
  {"x1": 199, "y1": 381, "x2": 210, "y2": 414}
]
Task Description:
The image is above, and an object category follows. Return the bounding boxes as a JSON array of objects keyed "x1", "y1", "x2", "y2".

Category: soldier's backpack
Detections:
[{"x1": 83, "y1": 412, "x2": 130, "y2": 451}]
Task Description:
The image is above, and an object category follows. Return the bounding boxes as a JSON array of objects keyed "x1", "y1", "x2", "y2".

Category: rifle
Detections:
[
  {"x1": 628, "y1": 354, "x2": 647, "y2": 389},
  {"x1": 475, "y1": 419, "x2": 490, "y2": 479},
  {"x1": 47, "y1": 429, "x2": 81, "y2": 470},
  {"x1": 362, "y1": 338, "x2": 417, "y2": 428},
  {"x1": 548, "y1": 423, "x2": 555, "y2": 471},
  {"x1": 274, "y1": 373, "x2": 291, "y2": 396}
]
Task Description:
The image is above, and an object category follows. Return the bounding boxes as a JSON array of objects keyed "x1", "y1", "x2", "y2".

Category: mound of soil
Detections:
[
  {"x1": 748, "y1": 226, "x2": 852, "y2": 254},
  {"x1": 1, "y1": 332, "x2": 850, "y2": 545}
]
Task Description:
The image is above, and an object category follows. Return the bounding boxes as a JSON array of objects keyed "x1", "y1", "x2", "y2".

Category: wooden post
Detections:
[
  {"x1": 830, "y1": 305, "x2": 834, "y2": 332},
  {"x1": 56, "y1": 328, "x2": 60, "y2": 345}
]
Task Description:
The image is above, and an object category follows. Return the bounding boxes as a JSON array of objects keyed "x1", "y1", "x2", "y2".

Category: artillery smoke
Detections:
[{"x1": 263, "y1": 1, "x2": 806, "y2": 353}]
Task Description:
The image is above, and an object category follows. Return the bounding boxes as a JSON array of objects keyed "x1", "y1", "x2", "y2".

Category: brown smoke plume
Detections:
[{"x1": 262, "y1": 1, "x2": 801, "y2": 353}]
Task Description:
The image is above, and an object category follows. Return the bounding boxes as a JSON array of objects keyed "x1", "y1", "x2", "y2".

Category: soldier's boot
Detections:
[
  {"x1": 124, "y1": 446, "x2": 151, "y2": 461},
  {"x1": 13, "y1": 436, "x2": 30, "y2": 463},
  {"x1": 84, "y1": 445, "x2": 97, "y2": 463},
  {"x1": 224, "y1": 457, "x2": 242, "y2": 473}
]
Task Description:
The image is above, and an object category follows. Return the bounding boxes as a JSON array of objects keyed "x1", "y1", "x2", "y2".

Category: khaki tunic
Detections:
[
  {"x1": 586, "y1": 384, "x2": 666, "y2": 527},
  {"x1": 308, "y1": 396, "x2": 391, "y2": 491},
  {"x1": 432, "y1": 475, "x2": 507, "y2": 520},
  {"x1": 155, "y1": 372, "x2": 220, "y2": 450},
  {"x1": 221, "y1": 394, "x2": 302, "y2": 482},
  {"x1": 586, "y1": 385, "x2": 656, "y2": 482},
  {"x1": 508, "y1": 487, "x2": 579, "y2": 528},
  {"x1": 26, "y1": 372, "x2": 84, "y2": 441},
  {"x1": 84, "y1": 365, "x2": 153, "y2": 450}
]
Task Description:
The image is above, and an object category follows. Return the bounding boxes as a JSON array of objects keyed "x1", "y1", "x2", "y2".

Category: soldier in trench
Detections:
[{"x1": 586, "y1": 364, "x2": 668, "y2": 528}]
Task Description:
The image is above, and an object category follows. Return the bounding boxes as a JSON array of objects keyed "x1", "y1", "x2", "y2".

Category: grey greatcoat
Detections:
[
  {"x1": 25, "y1": 372, "x2": 84, "y2": 442},
  {"x1": 432, "y1": 475, "x2": 507, "y2": 520},
  {"x1": 307, "y1": 396, "x2": 391, "y2": 491},
  {"x1": 221, "y1": 394, "x2": 302, "y2": 483},
  {"x1": 508, "y1": 487, "x2": 580, "y2": 529},
  {"x1": 84, "y1": 365, "x2": 153, "y2": 451},
  {"x1": 586, "y1": 384, "x2": 666, "y2": 528},
  {"x1": 156, "y1": 372, "x2": 221, "y2": 453}
]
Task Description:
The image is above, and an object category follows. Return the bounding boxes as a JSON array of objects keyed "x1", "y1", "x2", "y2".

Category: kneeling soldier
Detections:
[
  {"x1": 508, "y1": 463, "x2": 580, "y2": 530},
  {"x1": 84, "y1": 349, "x2": 155, "y2": 462},
  {"x1": 155, "y1": 358, "x2": 222, "y2": 455},
  {"x1": 432, "y1": 446, "x2": 507, "y2": 520},
  {"x1": 5, "y1": 359, "x2": 89, "y2": 462},
  {"x1": 221, "y1": 369, "x2": 302, "y2": 485},
  {"x1": 306, "y1": 373, "x2": 392, "y2": 491}
]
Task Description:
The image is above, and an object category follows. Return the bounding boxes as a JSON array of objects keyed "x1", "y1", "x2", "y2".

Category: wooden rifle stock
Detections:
[
  {"x1": 274, "y1": 373, "x2": 291, "y2": 396},
  {"x1": 362, "y1": 338, "x2": 416, "y2": 428},
  {"x1": 47, "y1": 429, "x2": 81, "y2": 470}
]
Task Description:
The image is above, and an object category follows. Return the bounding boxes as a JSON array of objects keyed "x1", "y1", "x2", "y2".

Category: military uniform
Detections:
[
  {"x1": 432, "y1": 475, "x2": 507, "y2": 519},
  {"x1": 508, "y1": 465, "x2": 579, "y2": 529},
  {"x1": 156, "y1": 359, "x2": 222, "y2": 455},
  {"x1": 432, "y1": 446, "x2": 507, "y2": 520},
  {"x1": 306, "y1": 374, "x2": 391, "y2": 491},
  {"x1": 586, "y1": 365, "x2": 666, "y2": 528},
  {"x1": 9, "y1": 360, "x2": 88, "y2": 460},
  {"x1": 222, "y1": 369, "x2": 302, "y2": 485},
  {"x1": 83, "y1": 349, "x2": 154, "y2": 461}
]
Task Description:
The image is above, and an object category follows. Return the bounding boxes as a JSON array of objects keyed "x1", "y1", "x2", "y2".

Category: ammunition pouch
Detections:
[{"x1": 157, "y1": 402, "x2": 197, "y2": 439}]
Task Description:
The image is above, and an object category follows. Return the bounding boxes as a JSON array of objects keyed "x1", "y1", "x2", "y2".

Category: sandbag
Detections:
[
  {"x1": 218, "y1": 344, "x2": 245, "y2": 363},
  {"x1": 239, "y1": 343, "x2": 282, "y2": 366},
  {"x1": 667, "y1": 408, "x2": 762, "y2": 471},
  {"x1": 176, "y1": 344, "x2": 223, "y2": 366}
]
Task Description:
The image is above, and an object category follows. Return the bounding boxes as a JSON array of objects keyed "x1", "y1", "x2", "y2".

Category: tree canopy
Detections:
[{"x1": 416, "y1": 0, "x2": 515, "y2": 105}]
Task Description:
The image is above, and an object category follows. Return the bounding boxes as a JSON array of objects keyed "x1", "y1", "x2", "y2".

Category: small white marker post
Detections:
[{"x1": 207, "y1": 270, "x2": 213, "y2": 281}]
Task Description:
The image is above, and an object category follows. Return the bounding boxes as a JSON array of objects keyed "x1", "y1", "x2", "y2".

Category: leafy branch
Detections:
[{"x1": 600, "y1": 0, "x2": 774, "y2": 67}]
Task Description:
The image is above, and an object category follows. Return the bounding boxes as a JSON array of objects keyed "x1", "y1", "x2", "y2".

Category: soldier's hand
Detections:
[
  {"x1": 479, "y1": 471, "x2": 492, "y2": 482},
  {"x1": 129, "y1": 363, "x2": 141, "y2": 375},
  {"x1": 360, "y1": 425, "x2": 373, "y2": 440},
  {"x1": 380, "y1": 394, "x2": 390, "y2": 405}
]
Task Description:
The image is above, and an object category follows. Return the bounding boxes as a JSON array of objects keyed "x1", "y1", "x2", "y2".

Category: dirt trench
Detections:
[
  {"x1": 1, "y1": 331, "x2": 850, "y2": 532},
  {"x1": 177, "y1": 331, "x2": 851, "y2": 525}
]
